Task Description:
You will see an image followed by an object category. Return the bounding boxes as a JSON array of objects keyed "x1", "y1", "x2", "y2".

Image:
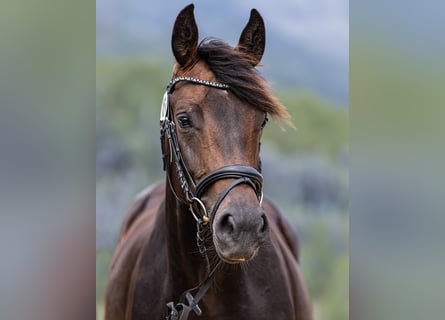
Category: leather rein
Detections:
[{"x1": 160, "y1": 76, "x2": 264, "y2": 320}]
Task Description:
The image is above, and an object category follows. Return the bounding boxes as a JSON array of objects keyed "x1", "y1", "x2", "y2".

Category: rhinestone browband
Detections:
[{"x1": 168, "y1": 76, "x2": 229, "y2": 91}]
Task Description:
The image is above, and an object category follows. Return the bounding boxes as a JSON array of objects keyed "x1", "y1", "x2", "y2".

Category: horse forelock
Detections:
[{"x1": 195, "y1": 38, "x2": 292, "y2": 125}]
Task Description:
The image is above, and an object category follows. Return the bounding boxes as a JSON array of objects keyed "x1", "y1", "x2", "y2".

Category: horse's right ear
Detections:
[{"x1": 171, "y1": 4, "x2": 199, "y2": 67}]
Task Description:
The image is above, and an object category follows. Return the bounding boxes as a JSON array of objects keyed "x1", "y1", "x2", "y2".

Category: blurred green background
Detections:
[{"x1": 96, "y1": 2, "x2": 348, "y2": 320}]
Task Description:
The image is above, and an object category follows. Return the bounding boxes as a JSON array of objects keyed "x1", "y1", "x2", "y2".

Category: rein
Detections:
[{"x1": 160, "y1": 76, "x2": 264, "y2": 319}]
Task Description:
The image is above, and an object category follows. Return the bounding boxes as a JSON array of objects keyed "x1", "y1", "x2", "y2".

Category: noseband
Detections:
[
  {"x1": 160, "y1": 76, "x2": 264, "y2": 320},
  {"x1": 160, "y1": 76, "x2": 264, "y2": 226}
]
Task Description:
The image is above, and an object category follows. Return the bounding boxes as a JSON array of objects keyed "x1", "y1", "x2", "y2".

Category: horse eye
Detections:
[{"x1": 176, "y1": 114, "x2": 193, "y2": 128}]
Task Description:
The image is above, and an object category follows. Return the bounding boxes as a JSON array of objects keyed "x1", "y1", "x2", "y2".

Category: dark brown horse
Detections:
[{"x1": 105, "y1": 4, "x2": 312, "y2": 320}]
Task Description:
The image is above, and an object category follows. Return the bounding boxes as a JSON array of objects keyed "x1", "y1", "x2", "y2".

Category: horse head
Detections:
[{"x1": 163, "y1": 4, "x2": 290, "y2": 264}]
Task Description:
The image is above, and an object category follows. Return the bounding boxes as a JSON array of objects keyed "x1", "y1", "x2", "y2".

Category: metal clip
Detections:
[
  {"x1": 165, "y1": 302, "x2": 179, "y2": 320},
  {"x1": 185, "y1": 292, "x2": 202, "y2": 316},
  {"x1": 160, "y1": 91, "x2": 169, "y2": 122}
]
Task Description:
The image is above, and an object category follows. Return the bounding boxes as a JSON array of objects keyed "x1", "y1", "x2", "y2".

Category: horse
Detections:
[{"x1": 105, "y1": 4, "x2": 312, "y2": 320}]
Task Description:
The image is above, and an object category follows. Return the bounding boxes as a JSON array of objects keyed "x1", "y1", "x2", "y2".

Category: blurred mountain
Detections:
[{"x1": 96, "y1": 0, "x2": 348, "y2": 104}]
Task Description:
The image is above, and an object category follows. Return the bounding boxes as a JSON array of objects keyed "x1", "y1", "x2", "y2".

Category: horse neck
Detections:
[
  {"x1": 162, "y1": 183, "x2": 257, "y2": 311},
  {"x1": 163, "y1": 184, "x2": 204, "y2": 283}
]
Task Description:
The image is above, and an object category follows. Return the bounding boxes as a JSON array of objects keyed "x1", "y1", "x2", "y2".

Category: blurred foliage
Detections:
[
  {"x1": 96, "y1": 58, "x2": 348, "y2": 320},
  {"x1": 264, "y1": 91, "x2": 348, "y2": 158},
  {"x1": 300, "y1": 217, "x2": 349, "y2": 320},
  {"x1": 96, "y1": 249, "x2": 113, "y2": 302},
  {"x1": 96, "y1": 58, "x2": 171, "y2": 181}
]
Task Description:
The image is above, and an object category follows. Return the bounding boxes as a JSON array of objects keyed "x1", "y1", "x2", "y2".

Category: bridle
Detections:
[
  {"x1": 160, "y1": 76, "x2": 264, "y2": 225},
  {"x1": 161, "y1": 76, "x2": 264, "y2": 319}
]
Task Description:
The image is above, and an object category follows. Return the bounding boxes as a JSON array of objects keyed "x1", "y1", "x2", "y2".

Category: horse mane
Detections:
[{"x1": 197, "y1": 38, "x2": 292, "y2": 124}]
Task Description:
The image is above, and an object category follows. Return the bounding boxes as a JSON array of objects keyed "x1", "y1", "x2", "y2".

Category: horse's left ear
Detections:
[
  {"x1": 236, "y1": 9, "x2": 265, "y2": 66},
  {"x1": 172, "y1": 4, "x2": 199, "y2": 67}
]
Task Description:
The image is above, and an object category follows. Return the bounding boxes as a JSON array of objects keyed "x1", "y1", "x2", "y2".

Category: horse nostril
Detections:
[
  {"x1": 259, "y1": 214, "x2": 269, "y2": 234},
  {"x1": 219, "y1": 213, "x2": 235, "y2": 234}
]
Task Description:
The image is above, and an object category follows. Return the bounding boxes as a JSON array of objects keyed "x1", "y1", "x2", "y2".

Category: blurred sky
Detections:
[{"x1": 96, "y1": 0, "x2": 349, "y2": 103}]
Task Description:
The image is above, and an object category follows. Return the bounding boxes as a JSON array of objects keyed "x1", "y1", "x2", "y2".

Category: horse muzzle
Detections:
[{"x1": 213, "y1": 201, "x2": 269, "y2": 264}]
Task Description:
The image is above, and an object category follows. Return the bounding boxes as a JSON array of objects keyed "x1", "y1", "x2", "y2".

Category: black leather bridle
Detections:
[
  {"x1": 161, "y1": 76, "x2": 264, "y2": 320},
  {"x1": 160, "y1": 76, "x2": 264, "y2": 226}
]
